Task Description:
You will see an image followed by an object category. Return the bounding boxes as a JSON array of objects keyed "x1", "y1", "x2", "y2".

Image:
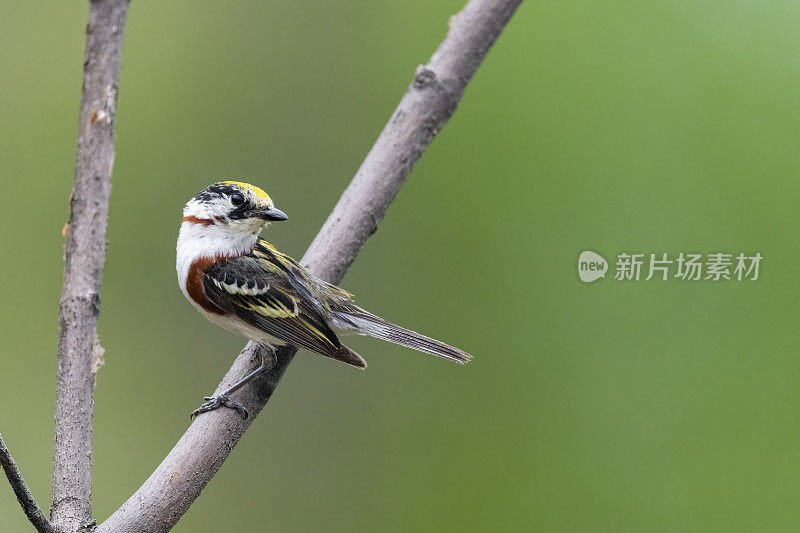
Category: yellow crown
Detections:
[{"x1": 218, "y1": 181, "x2": 272, "y2": 203}]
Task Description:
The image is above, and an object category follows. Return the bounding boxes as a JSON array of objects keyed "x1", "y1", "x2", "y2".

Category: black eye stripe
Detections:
[
  {"x1": 194, "y1": 185, "x2": 252, "y2": 212},
  {"x1": 227, "y1": 195, "x2": 252, "y2": 220}
]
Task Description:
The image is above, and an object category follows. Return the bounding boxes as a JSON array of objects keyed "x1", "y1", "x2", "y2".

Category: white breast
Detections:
[
  {"x1": 176, "y1": 221, "x2": 285, "y2": 346},
  {"x1": 176, "y1": 221, "x2": 258, "y2": 292}
]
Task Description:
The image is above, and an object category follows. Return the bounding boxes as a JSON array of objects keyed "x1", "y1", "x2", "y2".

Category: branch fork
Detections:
[{"x1": 1, "y1": 1, "x2": 522, "y2": 531}]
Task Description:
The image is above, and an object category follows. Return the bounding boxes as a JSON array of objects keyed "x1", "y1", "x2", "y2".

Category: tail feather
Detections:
[{"x1": 334, "y1": 308, "x2": 472, "y2": 365}]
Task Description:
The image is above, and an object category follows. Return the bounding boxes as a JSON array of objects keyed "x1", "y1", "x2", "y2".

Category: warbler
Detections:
[{"x1": 177, "y1": 181, "x2": 472, "y2": 418}]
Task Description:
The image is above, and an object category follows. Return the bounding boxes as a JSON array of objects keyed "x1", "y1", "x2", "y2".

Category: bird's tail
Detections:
[{"x1": 333, "y1": 306, "x2": 472, "y2": 365}]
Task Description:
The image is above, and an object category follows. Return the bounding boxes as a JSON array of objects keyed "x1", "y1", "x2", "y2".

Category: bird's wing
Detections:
[{"x1": 201, "y1": 251, "x2": 365, "y2": 368}]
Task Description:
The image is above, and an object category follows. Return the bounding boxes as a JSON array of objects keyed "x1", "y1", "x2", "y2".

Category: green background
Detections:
[{"x1": 2, "y1": 1, "x2": 799, "y2": 531}]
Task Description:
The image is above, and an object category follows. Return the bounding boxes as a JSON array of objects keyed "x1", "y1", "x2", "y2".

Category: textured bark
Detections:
[
  {"x1": 94, "y1": 1, "x2": 522, "y2": 531},
  {"x1": 51, "y1": 1, "x2": 131, "y2": 532},
  {"x1": 303, "y1": 0, "x2": 523, "y2": 280},
  {"x1": 0, "y1": 434, "x2": 56, "y2": 533}
]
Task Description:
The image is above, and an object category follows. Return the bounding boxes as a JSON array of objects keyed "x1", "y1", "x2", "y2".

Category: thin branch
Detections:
[
  {"x1": 95, "y1": 1, "x2": 522, "y2": 531},
  {"x1": 51, "y1": 1, "x2": 131, "y2": 532},
  {"x1": 0, "y1": 434, "x2": 57, "y2": 533}
]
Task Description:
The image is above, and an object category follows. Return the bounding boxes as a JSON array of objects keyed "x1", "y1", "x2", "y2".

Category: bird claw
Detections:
[{"x1": 190, "y1": 392, "x2": 249, "y2": 420}]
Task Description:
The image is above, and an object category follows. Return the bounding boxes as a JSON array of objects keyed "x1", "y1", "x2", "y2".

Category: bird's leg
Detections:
[{"x1": 191, "y1": 346, "x2": 277, "y2": 420}]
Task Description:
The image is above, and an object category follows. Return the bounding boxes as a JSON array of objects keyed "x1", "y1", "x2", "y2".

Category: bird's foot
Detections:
[{"x1": 190, "y1": 392, "x2": 249, "y2": 420}]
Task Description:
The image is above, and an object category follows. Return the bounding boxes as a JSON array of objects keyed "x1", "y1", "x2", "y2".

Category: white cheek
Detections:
[{"x1": 229, "y1": 218, "x2": 266, "y2": 234}]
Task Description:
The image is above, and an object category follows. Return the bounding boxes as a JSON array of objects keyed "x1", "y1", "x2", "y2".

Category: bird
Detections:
[{"x1": 177, "y1": 181, "x2": 472, "y2": 418}]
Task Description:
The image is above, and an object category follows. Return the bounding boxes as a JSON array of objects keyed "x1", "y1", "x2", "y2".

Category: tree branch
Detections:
[
  {"x1": 0, "y1": 434, "x2": 57, "y2": 533},
  {"x1": 51, "y1": 1, "x2": 131, "y2": 532},
  {"x1": 95, "y1": 0, "x2": 522, "y2": 531}
]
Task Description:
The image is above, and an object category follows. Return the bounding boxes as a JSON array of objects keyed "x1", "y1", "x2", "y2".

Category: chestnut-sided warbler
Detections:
[{"x1": 177, "y1": 181, "x2": 471, "y2": 418}]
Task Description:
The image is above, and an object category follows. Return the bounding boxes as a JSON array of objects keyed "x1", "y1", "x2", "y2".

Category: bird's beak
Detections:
[{"x1": 249, "y1": 207, "x2": 289, "y2": 222}]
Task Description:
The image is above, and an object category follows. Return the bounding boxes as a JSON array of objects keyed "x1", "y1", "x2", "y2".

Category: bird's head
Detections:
[{"x1": 182, "y1": 181, "x2": 288, "y2": 235}]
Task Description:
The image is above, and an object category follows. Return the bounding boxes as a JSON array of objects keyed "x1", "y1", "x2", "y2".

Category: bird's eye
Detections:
[{"x1": 230, "y1": 193, "x2": 245, "y2": 206}]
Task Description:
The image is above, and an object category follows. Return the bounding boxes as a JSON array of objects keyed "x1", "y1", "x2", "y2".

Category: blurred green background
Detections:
[{"x1": 2, "y1": 1, "x2": 800, "y2": 531}]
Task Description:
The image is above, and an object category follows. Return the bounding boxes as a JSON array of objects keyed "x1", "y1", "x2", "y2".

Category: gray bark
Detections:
[
  {"x1": 94, "y1": 0, "x2": 522, "y2": 531},
  {"x1": 303, "y1": 0, "x2": 523, "y2": 280},
  {"x1": 51, "y1": 1, "x2": 131, "y2": 532}
]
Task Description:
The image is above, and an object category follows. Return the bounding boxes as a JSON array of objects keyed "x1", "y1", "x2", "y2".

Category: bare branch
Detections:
[
  {"x1": 95, "y1": 1, "x2": 522, "y2": 531},
  {"x1": 302, "y1": 0, "x2": 523, "y2": 280},
  {"x1": 51, "y1": 1, "x2": 131, "y2": 531},
  {"x1": 0, "y1": 434, "x2": 57, "y2": 533}
]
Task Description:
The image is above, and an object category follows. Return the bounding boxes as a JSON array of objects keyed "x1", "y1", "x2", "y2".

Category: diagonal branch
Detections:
[
  {"x1": 0, "y1": 434, "x2": 57, "y2": 533},
  {"x1": 95, "y1": 1, "x2": 522, "y2": 531},
  {"x1": 51, "y1": 1, "x2": 131, "y2": 532}
]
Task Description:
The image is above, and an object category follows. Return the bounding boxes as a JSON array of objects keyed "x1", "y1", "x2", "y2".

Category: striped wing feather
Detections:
[{"x1": 202, "y1": 252, "x2": 366, "y2": 368}]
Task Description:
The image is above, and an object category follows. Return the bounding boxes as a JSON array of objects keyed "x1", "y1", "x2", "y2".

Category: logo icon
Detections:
[{"x1": 578, "y1": 250, "x2": 608, "y2": 283}]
